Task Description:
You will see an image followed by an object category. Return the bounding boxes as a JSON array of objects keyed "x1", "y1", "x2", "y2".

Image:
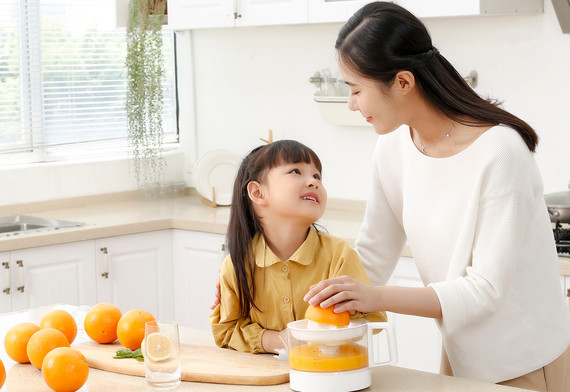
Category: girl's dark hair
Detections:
[
  {"x1": 227, "y1": 140, "x2": 322, "y2": 318},
  {"x1": 336, "y1": 1, "x2": 538, "y2": 151}
]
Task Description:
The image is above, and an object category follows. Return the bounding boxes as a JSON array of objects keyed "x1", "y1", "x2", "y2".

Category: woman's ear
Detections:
[
  {"x1": 247, "y1": 181, "x2": 267, "y2": 206},
  {"x1": 394, "y1": 70, "x2": 415, "y2": 95}
]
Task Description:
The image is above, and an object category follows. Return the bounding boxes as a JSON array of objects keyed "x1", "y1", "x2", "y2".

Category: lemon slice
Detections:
[
  {"x1": 145, "y1": 332, "x2": 172, "y2": 362},
  {"x1": 140, "y1": 337, "x2": 146, "y2": 358}
]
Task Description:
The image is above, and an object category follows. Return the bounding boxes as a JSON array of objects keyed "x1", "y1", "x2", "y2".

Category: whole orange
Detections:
[
  {"x1": 0, "y1": 358, "x2": 5, "y2": 389},
  {"x1": 84, "y1": 303, "x2": 122, "y2": 344},
  {"x1": 116, "y1": 309, "x2": 155, "y2": 350},
  {"x1": 4, "y1": 322, "x2": 41, "y2": 363},
  {"x1": 305, "y1": 304, "x2": 350, "y2": 327},
  {"x1": 40, "y1": 309, "x2": 77, "y2": 344},
  {"x1": 42, "y1": 347, "x2": 89, "y2": 392},
  {"x1": 26, "y1": 328, "x2": 70, "y2": 369}
]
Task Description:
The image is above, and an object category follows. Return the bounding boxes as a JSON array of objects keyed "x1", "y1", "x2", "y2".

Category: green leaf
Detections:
[{"x1": 113, "y1": 347, "x2": 144, "y2": 361}]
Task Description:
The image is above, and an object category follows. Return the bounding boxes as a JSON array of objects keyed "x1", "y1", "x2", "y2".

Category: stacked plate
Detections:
[{"x1": 192, "y1": 150, "x2": 242, "y2": 206}]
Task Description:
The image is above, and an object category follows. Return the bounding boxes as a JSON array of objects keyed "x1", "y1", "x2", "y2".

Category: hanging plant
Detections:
[{"x1": 125, "y1": 0, "x2": 167, "y2": 189}]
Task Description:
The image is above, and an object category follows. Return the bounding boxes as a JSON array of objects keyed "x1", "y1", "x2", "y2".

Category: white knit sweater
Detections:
[{"x1": 355, "y1": 125, "x2": 570, "y2": 383}]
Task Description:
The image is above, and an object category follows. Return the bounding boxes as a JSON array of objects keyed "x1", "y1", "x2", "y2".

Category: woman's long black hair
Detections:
[
  {"x1": 227, "y1": 140, "x2": 322, "y2": 318},
  {"x1": 336, "y1": 1, "x2": 538, "y2": 151}
]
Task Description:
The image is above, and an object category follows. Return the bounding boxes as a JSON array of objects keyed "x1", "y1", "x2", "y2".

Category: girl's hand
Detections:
[{"x1": 303, "y1": 275, "x2": 382, "y2": 314}]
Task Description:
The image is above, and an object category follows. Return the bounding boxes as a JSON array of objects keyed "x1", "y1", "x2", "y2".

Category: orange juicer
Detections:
[{"x1": 283, "y1": 319, "x2": 398, "y2": 392}]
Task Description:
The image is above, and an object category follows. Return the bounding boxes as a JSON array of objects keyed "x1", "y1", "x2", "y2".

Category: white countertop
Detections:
[
  {"x1": 0, "y1": 304, "x2": 533, "y2": 392},
  {"x1": 0, "y1": 191, "x2": 366, "y2": 252}
]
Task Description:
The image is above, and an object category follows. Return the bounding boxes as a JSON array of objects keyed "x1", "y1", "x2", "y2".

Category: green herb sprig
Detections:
[{"x1": 114, "y1": 347, "x2": 144, "y2": 362}]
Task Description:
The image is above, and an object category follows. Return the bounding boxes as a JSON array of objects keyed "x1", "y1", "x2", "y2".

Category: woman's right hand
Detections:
[{"x1": 303, "y1": 275, "x2": 382, "y2": 314}]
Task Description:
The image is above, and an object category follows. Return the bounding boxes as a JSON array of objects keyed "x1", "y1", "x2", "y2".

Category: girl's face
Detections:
[
  {"x1": 259, "y1": 160, "x2": 327, "y2": 225},
  {"x1": 339, "y1": 61, "x2": 402, "y2": 135}
]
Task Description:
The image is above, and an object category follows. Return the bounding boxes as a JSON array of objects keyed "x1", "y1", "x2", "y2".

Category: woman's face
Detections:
[{"x1": 339, "y1": 61, "x2": 402, "y2": 135}]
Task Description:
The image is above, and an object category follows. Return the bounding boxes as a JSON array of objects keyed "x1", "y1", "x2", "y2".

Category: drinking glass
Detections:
[{"x1": 144, "y1": 320, "x2": 182, "y2": 389}]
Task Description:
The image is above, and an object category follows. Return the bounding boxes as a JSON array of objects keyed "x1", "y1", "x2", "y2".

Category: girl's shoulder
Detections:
[
  {"x1": 313, "y1": 229, "x2": 357, "y2": 254},
  {"x1": 219, "y1": 253, "x2": 235, "y2": 274}
]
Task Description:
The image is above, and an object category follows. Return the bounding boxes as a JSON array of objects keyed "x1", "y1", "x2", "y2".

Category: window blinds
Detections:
[{"x1": 0, "y1": 0, "x2": 177, "y2": 161}]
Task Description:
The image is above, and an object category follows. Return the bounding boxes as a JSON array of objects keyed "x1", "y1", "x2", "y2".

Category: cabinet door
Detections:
[
  {"x1": 168, "y1": 0, "x2": 234, "y2": 29},
  {"x1": 95, "y1": 231, "x2": 174, "y2": 320},
  {"x1": 237, "y1": 0, "x2": 308, "y2": 26},
  {"x1": 308, "y1": 0, "x2": 375, "y2": 23},
  {"x1": 0, "y1": 252, "x2": 12, "y2": 313},
  {"x1": 9, "y1": 241, "x2": 96, "y2": 312},
  {"x1": 387, "y1": 257, "x2": 442, "y2": 373},
  {"x1": 172, "y1": 230, "x2": 226, "y2": 330}
]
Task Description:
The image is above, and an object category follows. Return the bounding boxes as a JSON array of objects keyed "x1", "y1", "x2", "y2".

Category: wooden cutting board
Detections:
[{"x1": 74, "y1": 341, "x2": 290, "y2": 386}]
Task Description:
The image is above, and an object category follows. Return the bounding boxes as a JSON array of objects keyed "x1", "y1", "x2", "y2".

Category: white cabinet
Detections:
[
  {"x1": 309, "y1": 0, "x2": 542, "y2": 23},
  {"x1": 95, "y1": 231, "x2": 174, "y2": 321},
  {"x1": 167, "y1": 0, "x2": 233, "y2": 29},
  {"x1": 0, "y1": 242, "x2": 96, "y2": 314},
  {"x1": 386, "y1": 257, "x2": 442, "y2": 374},
  {"x1": 308, "y1": 0, "x2": 374, "y2": 23},
  {"x1": 167, "y1": 0, "x2": 542, "y2": 29},
  {"x1": 167, "y1": 0, "x2": 307, "y2": 30},
  {"x1": 237, "y1": 0, "x2": 307, "y2": 26},
  {"x1": 172, "y1": 230, "x2": 226, "y2": 330},
  {"x1": 0, "y1": 252, "x2": 9, "y2": 313}
]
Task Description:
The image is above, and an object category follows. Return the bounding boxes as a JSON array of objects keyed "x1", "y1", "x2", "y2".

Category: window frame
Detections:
[{"x1": 0, "y1": 0, "x2": 179, "y2": 166}]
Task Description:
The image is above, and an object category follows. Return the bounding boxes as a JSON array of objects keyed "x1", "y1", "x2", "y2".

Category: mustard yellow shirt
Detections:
[{"x1": 209, "y1": 226, "x2": 387, "y2": 353}]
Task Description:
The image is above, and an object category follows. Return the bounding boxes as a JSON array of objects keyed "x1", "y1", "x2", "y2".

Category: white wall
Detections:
[
  {"x1": 2, "y1": 1, "x2": 569, "y2": 206},
  {"x1": 190, "y1": 0, "x2": 570, "y2": 200}
]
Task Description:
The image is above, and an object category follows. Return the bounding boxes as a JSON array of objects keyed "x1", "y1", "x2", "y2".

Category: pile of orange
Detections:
[
  {"x1": 1, "y1": 304, "x2": 155, "y2": 392},
  {"x1": 83, "y1": 304, "x2": 155, "y2": 350},
  {"x1": 3, "y1": 309, "x2": 88, "y2": 392}
]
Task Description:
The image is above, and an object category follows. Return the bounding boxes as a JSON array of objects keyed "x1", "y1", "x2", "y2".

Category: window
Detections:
[{"x1": 0, "y1": 0, "x2": 177, "y2": 164}]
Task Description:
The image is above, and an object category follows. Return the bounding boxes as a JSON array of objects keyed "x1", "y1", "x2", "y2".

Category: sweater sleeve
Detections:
[
  {"x1": 209, "y1": 256, "x2": 266, "y2": 353},
  {"x1": 355, "y1": 140, "x2": 407, "y2": 286}
]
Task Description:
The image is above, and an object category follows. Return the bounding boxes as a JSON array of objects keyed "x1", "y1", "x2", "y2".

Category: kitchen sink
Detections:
[{"x1": 0, "y1": 215, "x2": 84, "y2": 237}]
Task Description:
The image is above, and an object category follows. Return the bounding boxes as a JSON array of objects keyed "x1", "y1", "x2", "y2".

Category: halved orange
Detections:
[{"x1": 305, "y1": 304, "x2": 350, "y2": 327}]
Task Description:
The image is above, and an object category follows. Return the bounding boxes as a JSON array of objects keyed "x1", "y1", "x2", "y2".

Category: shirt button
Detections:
[
  {"x1": 281, "y1": 265, "x2": 288, "y2": 272},
  {"x1": 283, "y1": 297, "x2": 290, "y2": 303}
]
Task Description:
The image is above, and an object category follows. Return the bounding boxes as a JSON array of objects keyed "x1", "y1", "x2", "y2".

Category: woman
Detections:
[{"x1": 304, "y1": 2, "x2": 570, "y2": 391}]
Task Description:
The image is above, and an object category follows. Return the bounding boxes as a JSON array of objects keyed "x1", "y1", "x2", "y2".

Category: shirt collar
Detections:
[{"x1": 252, "y1": 226, "x2": 319, "y2": 268}]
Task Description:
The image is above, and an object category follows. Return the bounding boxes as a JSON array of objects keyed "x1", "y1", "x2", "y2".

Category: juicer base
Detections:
[{"x1": 289, "y1": 368, "x2": 371, "y2": 392}]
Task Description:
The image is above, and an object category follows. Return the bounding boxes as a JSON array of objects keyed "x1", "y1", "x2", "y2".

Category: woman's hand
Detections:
[
  {"x1": 210, "y1": 275, "x2": 221, "y2": 310},
  {"x1": 303, "y1": 275, "x2": 382, "y2": 314}
]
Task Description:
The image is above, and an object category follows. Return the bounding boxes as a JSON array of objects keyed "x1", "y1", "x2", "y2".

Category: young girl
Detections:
[
  {"x1": 209, "y1": 140, "x2": 386, "y2": 354},
  {"x1": 304, "y1": 2, "x2": 570, "y2": 391}
]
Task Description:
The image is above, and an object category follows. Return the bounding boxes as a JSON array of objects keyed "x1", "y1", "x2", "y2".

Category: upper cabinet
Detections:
[
  {"x1": 167, "y1": 0, "x2": 308, "y2": 30},
  {"x1": 307, "y1": 0, "x2": 376, "y2": 23},
  {"x1": 397, "y1": 0, "x2": 543, "y2": 18},
  {"x1": 165, "y1": 0, "x2": 542, "y2": 30}
]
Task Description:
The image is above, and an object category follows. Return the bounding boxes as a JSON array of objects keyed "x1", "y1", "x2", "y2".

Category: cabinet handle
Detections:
[
  {"x1": 16, "y1": 260, "x2": 24, "y2": 293},
  {"x1": 221, "y1": 244, "x2": 226, "y2": 252},
  {"x1": 2, "y1": 261, "x2": 10, "y2": 295},
  {"x1": 100, "y1": 247, "x2": 109, "y2": 278},
  {"x1": 233, "y1": 0, "x2": 241, "y2": 19}
]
